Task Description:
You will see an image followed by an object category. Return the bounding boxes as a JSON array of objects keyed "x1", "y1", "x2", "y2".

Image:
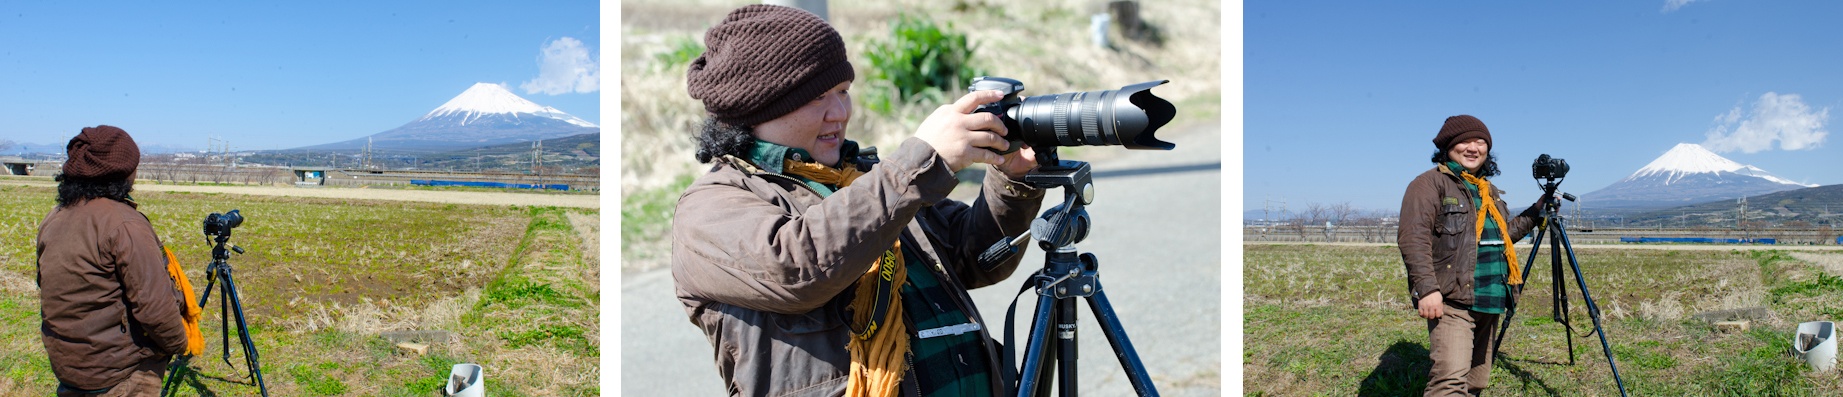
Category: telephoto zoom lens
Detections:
[
  {"x1": 970, "y1": 77, "x2": 1177, "y2": 153},
  {"x1": 1010, "y1": 80, "x2": 1176, "y2": 150}
]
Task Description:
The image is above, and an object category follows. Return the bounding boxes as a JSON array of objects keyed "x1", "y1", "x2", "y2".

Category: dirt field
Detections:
[{"x1": 0, "y1": 178, "x2": 600, "y2": 208}]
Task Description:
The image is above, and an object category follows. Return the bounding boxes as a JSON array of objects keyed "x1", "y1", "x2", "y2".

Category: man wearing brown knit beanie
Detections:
[
  {"x1": 38, "y1": 125, "x2": 191, "y2": 396},
  {"x1": 672, "y1": 4, "x2": 1044, "y2": 397},
  {"x1": 1397, "y1": 115, "x2": 1543, "y2": 396}
]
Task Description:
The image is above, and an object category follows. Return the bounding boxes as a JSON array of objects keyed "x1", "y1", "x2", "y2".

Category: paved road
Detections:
[{"x1": 622, "y1": 121, "x2": 1224, "y2": 395}]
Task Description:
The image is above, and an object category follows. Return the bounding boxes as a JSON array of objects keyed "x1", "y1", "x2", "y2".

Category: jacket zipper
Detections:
[{"x1": 906, "y1": 350, "x2": 922, "y2": 397}]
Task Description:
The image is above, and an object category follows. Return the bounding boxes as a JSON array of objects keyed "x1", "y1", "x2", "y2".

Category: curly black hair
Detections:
[
  {"x1": 54, "y1": 174, "x2": 134, "y2": 207},
  {"x1": 1431, "y1": 150, "x2": 1500, "y2": 178},
  {"x1": 694, "y1": 117, "x2": 756, "y2": 164}
]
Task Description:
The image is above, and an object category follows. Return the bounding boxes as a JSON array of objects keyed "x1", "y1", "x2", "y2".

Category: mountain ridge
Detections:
[
  {"x1": 1583, "y1": 143, "x2": 1811, "y2": 210},
  {"x1": 296, "y1": 83, "x2": 598, "y2": 153}
]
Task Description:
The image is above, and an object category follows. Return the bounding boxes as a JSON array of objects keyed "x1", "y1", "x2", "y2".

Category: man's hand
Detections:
[
  {"x1": 916, "y1": 90, "x2": 1012, "y2": 172},
  {"x1": 1417, "y1": 292, "x2": 1444, "y2": 320},
  {"x1": 995, "y1": 144, "x2": 1039, "y2": 180}
]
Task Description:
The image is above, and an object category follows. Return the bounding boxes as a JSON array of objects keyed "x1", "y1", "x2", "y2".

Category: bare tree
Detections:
[{"x1": 1284, "y1": 209, "x2": 1309, "y2": 240}]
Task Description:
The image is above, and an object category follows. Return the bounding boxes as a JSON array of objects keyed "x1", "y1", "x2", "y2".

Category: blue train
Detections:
[
  {"x1": 1618, "y1": 236, "x2": 1777, "y2": 245},
  {"x1": 411, "y1": 179, "x2": 570, "y2": 191}
]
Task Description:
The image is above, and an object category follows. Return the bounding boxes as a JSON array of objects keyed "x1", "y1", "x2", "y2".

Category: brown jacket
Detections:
[
  {"x1": 1398, "y1": 166, "x2": 1540, "y2": 307},
  {"x1": 672, "y1": 138, "x2": 1044, "y2": 397},
  {"x1": 37, "y1": 198, "x2": 188, "y2": 390}
]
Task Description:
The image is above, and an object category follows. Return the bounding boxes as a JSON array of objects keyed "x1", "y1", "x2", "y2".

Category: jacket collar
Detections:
[{"x1": 742, "y1": 139, "x2": 864, "y2": 175}]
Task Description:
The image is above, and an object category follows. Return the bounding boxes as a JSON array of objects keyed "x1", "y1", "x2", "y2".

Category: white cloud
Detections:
[
  {"x1": 520, "y1": 37, "x2": 599, "y2": 95},
  {"x1": 1701, "y1": 92, "x2": 1830, "y2": 153},
  {"x1": 1663, "y1": 0, "x2": 1703, "y2": 12}
]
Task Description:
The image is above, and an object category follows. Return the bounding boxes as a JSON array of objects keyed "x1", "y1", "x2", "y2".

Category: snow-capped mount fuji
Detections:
[
  {"x1": 1582, "y1": 143, "x2": 1815, "y2": 210},
  {"x1": 422, "y1": 82, "x2": 597, "y2": 128},
  {"x1": 300, "y1": 83, "x2": 598, "y2": 153}
]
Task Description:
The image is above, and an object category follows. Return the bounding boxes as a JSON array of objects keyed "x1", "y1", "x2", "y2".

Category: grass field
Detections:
[
  {"x1": 1245, "y1": 243, "x2": 1843, "y2": 396},
  {"x1": 0, "y1": 184, "x2": 598, "y2": 396}
]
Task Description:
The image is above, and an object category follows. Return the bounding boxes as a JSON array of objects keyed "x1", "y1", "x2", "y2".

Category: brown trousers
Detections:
[
  {"x1": 1425, "y1": 303, "x2": 1500, "y2": 397},
  {"x1": 57, "y1": 359, "x2": 167, "y2": 397}
]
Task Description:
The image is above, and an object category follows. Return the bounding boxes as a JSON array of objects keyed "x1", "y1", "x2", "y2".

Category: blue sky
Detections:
[
  {"x1": 1246, "y1": 1, "x2": 1843, "y2": 215},
  {"x1": 0, "y1": 2, "x2": 598, "y2": 152}
]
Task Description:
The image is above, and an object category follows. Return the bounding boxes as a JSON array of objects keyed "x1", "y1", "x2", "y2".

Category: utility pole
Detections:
[
  {"x1": 1739, "y1": 197, "x2": 1748, "y2": 242},
  {"x1": 533, "y1": 140, "x2": 545, "y2": 186}
]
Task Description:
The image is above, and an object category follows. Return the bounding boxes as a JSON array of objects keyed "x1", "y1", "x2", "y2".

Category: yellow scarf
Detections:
[
  {"x1": 163, "y1": 246, "x2": 205, "y2": 356},
  {"x1": 1456, "y1": 172, "x2": 1523, "y2": 286},
  {"x1": 784, "y1": 159, "x2": 907, "y2": 397}
]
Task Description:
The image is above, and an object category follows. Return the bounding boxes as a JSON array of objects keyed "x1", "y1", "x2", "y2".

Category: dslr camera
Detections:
[
  {"x1": 1532, "y1": 154, "x2": 1569, "y2": 180},
  {"x1": 203, "y1": 209, "x2": 244, "y2": 237}
]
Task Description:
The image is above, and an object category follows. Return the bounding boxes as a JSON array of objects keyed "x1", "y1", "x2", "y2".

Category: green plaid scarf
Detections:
[
  {"x1": 1448, "y1": 162, "x2": 1510, "y2": 314},
  {"x1": 900, "y1": 246, "x2": 995, "y2": 397}
]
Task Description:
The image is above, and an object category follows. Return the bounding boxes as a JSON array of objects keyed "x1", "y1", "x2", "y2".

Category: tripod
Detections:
[
  {"x1": 166, "y1": 232, "x2": 270, "y2": 396},
  {"x1": 1491, "y1": 178, "x2": 1628, "y2": 397},
  {"x1": 991, "y1": 157, "x2": 1159, "y2": 397}
]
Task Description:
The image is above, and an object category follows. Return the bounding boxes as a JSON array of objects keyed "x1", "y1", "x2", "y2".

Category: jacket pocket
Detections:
[{"x1": 1436, "y1": 202, "x2": 1468, "y2": 252}]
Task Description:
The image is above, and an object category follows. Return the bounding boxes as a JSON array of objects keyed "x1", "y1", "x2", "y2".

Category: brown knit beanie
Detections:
[
  {"x1": 1433, "y1": 115, "x2": 1491, "y2": 151},
  {"x1": 687, "y1": 5, "x2": 855, "y2": 127},
  {"x1": 62, "y1": 125, "x2": 141, "y2": 180}
]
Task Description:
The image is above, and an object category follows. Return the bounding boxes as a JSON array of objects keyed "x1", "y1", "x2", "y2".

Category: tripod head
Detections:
[{"x1": 1022, "y1": 152, "x2": 1095, "y2": 251}]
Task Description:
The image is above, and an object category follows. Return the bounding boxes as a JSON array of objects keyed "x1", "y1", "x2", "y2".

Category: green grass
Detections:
[
  {"x1": 1, "y1": 185, "x2": 598, "y2": 395},
  {"x1": 619, "y1": 174, "x2": 693, "y2": 272},
  {"x1": 1244, "y1": 244, "x2": 1843, "y2": 396}
]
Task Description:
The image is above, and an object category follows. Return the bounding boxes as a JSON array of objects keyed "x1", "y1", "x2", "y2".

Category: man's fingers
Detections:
[
  {"x1": 964, "y1": 112, "x2": 1008, "y2": 137},
  {"x1": 968, "y1": 131, "x2": 1011, "y2": 153},
  {"x1": 951, "y1": 90, "x2": 1004, "y2": 114}
]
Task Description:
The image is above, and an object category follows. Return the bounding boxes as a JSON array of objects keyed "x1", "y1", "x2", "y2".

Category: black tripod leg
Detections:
[
  {"x1": 1056, "y1": 298, "x2": 1079, "y2": 397},
  {"x1": 1085, "y1": 288, "x2": 1160, "y2": 396},
  {"x1": 221, "y1": 274, "x2": 270, "y2": 396},
  {"x1": 220, "y1": 274, "x2": 233, "y2": 368},
  {"x1": 1550, "y1": 226, "x2": 1575, "y2": 365},
  {"x1": 1018, "y1": 292, "x2": 1058, "y2": 397},
  {"x1": 1555, "y1": 226, "x2": 1629, "y2": 397}
]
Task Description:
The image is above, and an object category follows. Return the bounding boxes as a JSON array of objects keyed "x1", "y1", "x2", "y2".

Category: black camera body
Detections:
[
  {"x1": 968, "y1": 76, "x2": 1177, "y2": 154},
  {"x1": 203, "y1": 209, "x2": 244, "y2": 237},
  {"x1": 1532, "y1": 154, "x2": 1569, "y2": 180}
]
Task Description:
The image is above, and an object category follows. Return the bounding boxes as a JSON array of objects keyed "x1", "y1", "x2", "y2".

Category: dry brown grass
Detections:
[
  {"x1": 565, "y1": 211, "x2": 601, "y2": 293},
  {"x1": 1, "y1": 185, "x2": 599, "y2": 395},
  {"x1": 1791, "y1": 251, "x2": 1843, "y2": 276},
  {"x1": 1245, "y1": 244, "x2": 1843, "y2": 396}
]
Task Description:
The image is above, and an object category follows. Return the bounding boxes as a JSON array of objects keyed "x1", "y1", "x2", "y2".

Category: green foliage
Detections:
[
  {"x1": 1710, "y1": 329, "x2": 1812, "y2": 396},
  {"x1": 1616, "y1": 341, "x2": 1680, "y2": 370},
  {"x1": 288, "y1": 362, "x2": 351, "y2": 396},
  {"x1": 501, "y1": 324, "x2": 591, "y2": 352},
  {"x1": 655, "y1": 35, "x2": 705, "y2": 71},
  {"x1": 621, "y1": 175, "x2": 694, "y2": 258},
  {"x1": 482, "y1": 280, "x2": 575, "y2": 309},
  {"x1": 862, "y1": 14, "x2": 983, "y2": 114},
  {"x1": 1770, "y1": 272, "x2": 1843, "y2": 301},
  {"x1": 399, "y1": 354, "x2": 462, "y2": 396}
]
